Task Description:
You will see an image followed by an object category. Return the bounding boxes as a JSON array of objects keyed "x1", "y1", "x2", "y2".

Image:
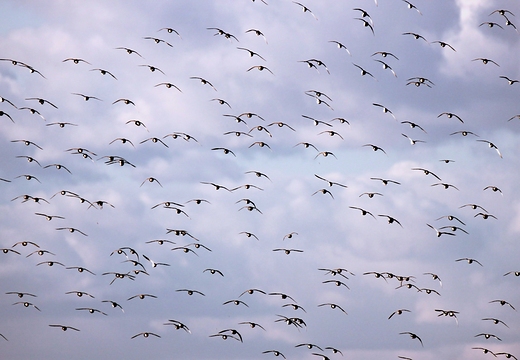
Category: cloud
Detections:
[{"x1": 1, "y1": 1, "x2": 520, "y2": 359}]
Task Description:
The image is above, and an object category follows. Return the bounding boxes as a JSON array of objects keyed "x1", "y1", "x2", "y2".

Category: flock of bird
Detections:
[{"x1": 0, "y1": 0, "x2": 519, "y2": 359}]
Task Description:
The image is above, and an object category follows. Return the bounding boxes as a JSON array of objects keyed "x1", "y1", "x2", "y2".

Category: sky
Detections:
[{"x1": 0, "y1": 0, "x2": 519, "y2": 359}]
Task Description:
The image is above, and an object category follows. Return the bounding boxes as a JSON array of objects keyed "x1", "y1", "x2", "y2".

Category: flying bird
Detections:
[
  {"x1": 496, "y1": 353, "x2": 517, "y2": 360},
  {"x1": 293, "y1": 2, "x2": 318, "y2": 20},
  {"x1": 126, "y1": 119, "x2": 148, "y2": 131},
  {"x1": 408, "y1": 76, "x2": 435, "y2": 87},
  {"x1": 109, "y1": 137, "x2": 135, "y2": 147},
  {"x1": 489, "y1": 299, "x2": 516, "y2": 310},
  {"x1": 312, "y1": 189, "x2": 334, "y2": 199},
  {"x1": 72, "y1": 93, "x2": 102, "y2": 101},
  {"x1": 127, "y1": 293, "x2": 158, "y2": 301},
  {"x1": 435, "y1": 309, "x2": 459, "y2": 324},
  {"x1": 65, "y1": 291, "x2": 94, "y2": 298},
  {"x1": 155, "y1": 82, "x2": 182, "y2": 92},
  {"x1": 113, "y1": 98, "x2": 135, "y2": 106},
  {"x1": 315, "y1": 174, "x2": 347, "y2": 188},
  {"x1": 500, "y1": 75, "x2": 519, "y2": 85},
  {"x1": 402, "y1": 0, "x2": 422, "y2": 15},
  {"x1": 90, "y1": 68, "x2": 117, "y2": 79},
  {"x1": 262, "y1": 350, "x2": 286, "y2": 358},
  {"x1": 318, "y1": 303, "x2": 348, "y2": 315},
  {"x1": 12, "y1": 301, "x2": 41, "y2": 311},
  {"x1": 427, "y1": 223, "x2": 455, "y2": 237},
  {"x1": 158, "y1": 27, "x2": 182, "y2": 38},
  {"x1": 222, "y1": 299, "x2": 249, "y2": 307},
  {"x1": 373, "y1": 52, "x2": 399, "y2": 62},
  {"x1": 329, "y1": 40, "x2": 351, "y2": 55},
  {"x1": 56, "y1": 227, "x2": 88, "y2": 236},
  {"x1": 370, "y1": 177, "x2": 400, "y2": 186},
  {"x1": 307, "y1": 94, "x2": 333, "y2": 109},
  {"x1": 6, "y1": 291, "x2": 37, "y2": 298},
  {"x1": 450, "y1": 130, "x2": 478, "y2": 137},
  {"x1": 244, "y1": 29, "x2": 268, "y2": 44},
  {"x1": 140, "y1": 137, "x2": 169, "y2": 147},
  {"x1": 66, "y1": 266, "x2": 96, "y2": 275},
  {"x1": 472, "y1": 58, "x2": 500, "y2": 66},
  {"x1": 143, "y1": 36, "x2": 173, "y2": 47},
  {"x1": 140, "y1": 177, "x2": 163, "y2": 187},
  {"x1": 211, "y1": 98, "x2": 232, "y2": 108},
  {"x1": 203, "y1": 268, "x2": 224, "y2": 276},
  {"x1": 402, "y1": 133, "x2": 425, "y2": 145},
  {"x1": 483, "y1": 185, "x2": 502, "y2": 194},
  {"x1": 239, "y1": 232, "x2": 259, "y2": 241},
  {"x1": 75, "y1": 308, "x2": 107, "y2": 316},
  {"x1": 479, "y1": 22, "x2": 504, "y2": 29},
  {"x1": 482, "y1": 317, "x2": 509, "y2": 327},
  {"x1": 349, "y1": 206, "x2": 376, "y2": 219},
  {"x1": 424, "y1": 272, "x2": 442, "y2": 287},
  {"x1": 456, "y1": 258, "x2": 483, "y2": 266},
  {"x1": 190, "y1": 76, "x2": 217, "y2": 91},
  {"x1": 308, "y1": 59, "x2": 330, "y2": 74},
  {"x1": 306, "y1": 90, "x2": 333, "y2": 102},
  {"x1": 139, "y1": 64, "x2": 165, "y2": 74},
  {"x1": 302, "y1": 114, "x2": 332, "y2": 127},
  {"x1": 439, "y1": 225, "x2": 468, "y2": 234},
  {"x1": 0, "y1": 110, "x2": 14, "y2": 122},
  {"x1": 459, "y1": 203, "x2": 488, "y2": 212},
  {"x1": 388, "y1": 309, "x2": 411, "y2": 319},
  {"x1": 273, "y1": 248, "x2": 304, "y2": 255},
  {"x1": 0, "y1": 96, "x2": 18, "y2": 108},
  {"x1": 299, "y1": 59, "x2": 320, "y2": 73},
  {"x1": 200, "y1": 182, "x2": 232, "y2": 191},
  {"x1": 359, "y1": 192, "x2": 383, "y2": 198},
  {"x1": 115, "y1": 47, "x2": 143, "y2": 57},
  {"x1": 355, "y1": 18, "x2": 374, "y2": 35},
  {"x1": 46, "y1": 122, "x2": 78, "y2": 128},
  {"x1": 399, "y1": 332, "x2": 424, "y2": 347},
  {"x1": 249, "y1": 141, "x2": 271, "y2": 150},
  {"x1": 131, "y1": 332, "x2": 161, "y2": 339},
  {"x1": 176, "y1": 289, "x2": 205, "y2": 296},
  {"x1": 294, "y1": 142, "x2": 319, "y2": 151},
  {"x1": 207, "y1": 27, "x2": 239, "y2": 42},
  {"x1": 412, "y1": 167, "x2": 441, "y2": 180},
  {"x1": 314, "y1": 151, "x2": 337, "y2": 159},
  {"x1": 489, "y1": 9, "x2": 515, "y2": 17},
  {"x1": 296, "y1": 343, "x2": 323, "y2": 351},
  {"x1": 475, "y1": 333, "x2": 502, "y2": 341},
  {"x1": 353, "y1": 63, "x2": 376, "y2": 79},
  {"x1": 18, "y1": 107, "x2": 45, "y2": 120},
  {"x1": 279, "y1": 232, "x2": 297, "y2": 242},
  {"x1": 363, "y1": 144, "x2": 387, "y2": 154},
  {"x1": 353, "y1": 8, "x2": 372, "y2": 22},
  {"x1": 378, "y1": 215, "x2": 403, "y2": 227},
  {"x1": 163, "y1": 320, "x2": 191, "y2": 333},
  {"x1": 239, "y1": 321, "x2": 265, "y2": 330},
  {"x1": 322, "y1": 279, "x2": 349, "y2": 289},
  {"x1": 402, "y1": 32, "x2": 428, "y2": 42},
  {"x1": 431, "y1": 41, "x2": 456, "y2": 51},
  {"x1": 431, "y1": 183, "x2": 459, "y2": 190},
  {"x1": 269, "y1": 292, "x2": 296, "y2": 302},
  {"x1": 372, "y1": 103, "x2": 396, "y2": 119},
  {"x1": 474, "y1": 212, "x2": 497, "y2": 220},
  {"x1": 363, "y1": 272, "x2": 389, "y2": 282},
  {"x1": 49, "y1": 325, "x2": 80, "y2": 332},
  {"x1": 373, "y1": 59, "x2": 397, "y2": 77},
  {"x1": 217, "y1": 329, "x2": 243, "y2": 342},
  {"x1": 477, "y1": 140, "x2": 502, "y2": 158}
]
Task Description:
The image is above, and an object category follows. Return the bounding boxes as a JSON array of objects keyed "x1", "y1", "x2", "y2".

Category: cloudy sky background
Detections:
[{"x1": 1, "y1": 0, "x2": 519, "y2": 359}]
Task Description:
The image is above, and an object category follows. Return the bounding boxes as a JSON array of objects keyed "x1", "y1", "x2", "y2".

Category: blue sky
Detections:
[{"x1": 1, "y1": 0, "x2": 519, "y2": 359}]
